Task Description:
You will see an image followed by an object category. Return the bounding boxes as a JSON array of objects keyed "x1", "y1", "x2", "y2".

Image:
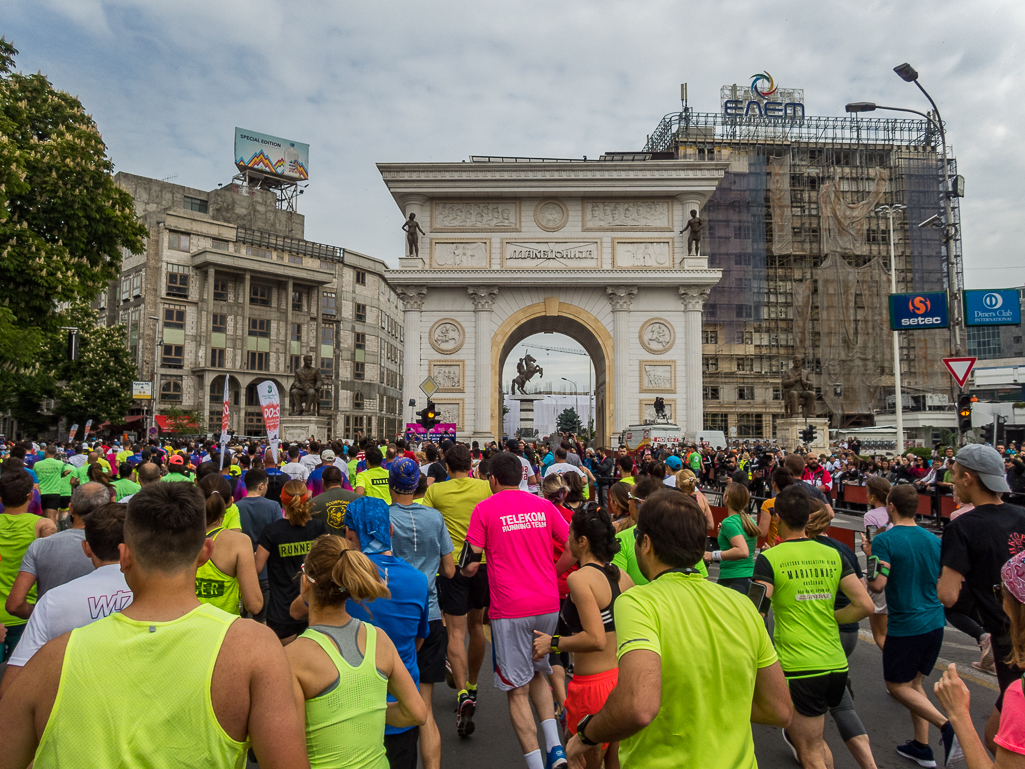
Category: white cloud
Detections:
[{"x1": 5, "y1": 0, "x2": 1024, "y2": 290}]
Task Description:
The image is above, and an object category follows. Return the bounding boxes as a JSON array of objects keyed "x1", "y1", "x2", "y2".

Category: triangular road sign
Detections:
[{"x1": 943, "y1": 357, "x2": 977, "y2": 388}]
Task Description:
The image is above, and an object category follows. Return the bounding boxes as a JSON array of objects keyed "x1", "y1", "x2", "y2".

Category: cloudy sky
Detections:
[{"x1": 5, "y1": 0, "x2": 1024, "y2": 387}]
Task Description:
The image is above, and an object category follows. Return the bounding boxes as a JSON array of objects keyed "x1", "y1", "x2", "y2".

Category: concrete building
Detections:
[{"x1": 97, "y1": 173, "x2": 404, "y2": 441}]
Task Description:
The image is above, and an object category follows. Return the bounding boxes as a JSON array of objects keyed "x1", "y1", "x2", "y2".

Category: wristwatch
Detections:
[{"x1": 577, "y1": 713, "x2": 600, "y2": 746}]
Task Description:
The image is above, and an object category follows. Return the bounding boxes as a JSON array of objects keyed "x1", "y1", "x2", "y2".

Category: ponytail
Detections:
[
  {"x1": 282, "y1": 479, "x2": 311, "y2": 526},
  {"x1": 806, "y1": 499, "x2": 832, "y2": 538},
  {"x1": 303, "y1": 535, "x2": 391, "y2": 607},
  {"x1": 570, "y1": 504, "x2": 621, "y2": 581},
  {"x1": 198, "y1": 474, "x2": 231, "y2": 525},
  {"x1": 724, "y1": 482, "x2": 759, "y2": 537}
]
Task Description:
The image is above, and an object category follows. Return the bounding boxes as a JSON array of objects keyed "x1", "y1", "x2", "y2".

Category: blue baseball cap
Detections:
[
  {"x1": 665, "y1": 455, "x2": 682, "y2": 470},
  {"x1": 389, "y1": 458, "x2": 420, "y2": 494}
]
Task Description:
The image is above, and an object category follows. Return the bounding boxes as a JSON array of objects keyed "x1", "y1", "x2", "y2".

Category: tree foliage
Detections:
[
  {"x1": 556, "y1": 407, "x2": 582, "y2": 435},
  {"x1": 160, "y1": 405, "x2": 203, "y2": 434},
  {"x1": 0, "y1": 38, "x2": 146, "y2": 429}
]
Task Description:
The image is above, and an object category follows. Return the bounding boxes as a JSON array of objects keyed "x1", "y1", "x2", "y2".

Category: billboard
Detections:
[
  {"x1": 964, "y1": 289, "x2": 1022, "y2": 327},
  {"x1": 234, "y1": 128, "x2": 309, "y2": 180},
  {"x1": 888, "y1": 292, "x2": 949, "y2": 330}
]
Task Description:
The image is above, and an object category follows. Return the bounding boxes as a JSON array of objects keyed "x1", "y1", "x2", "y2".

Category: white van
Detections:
[{"x1": 696, "y1": 430, "x2": 727, "y2": 449}]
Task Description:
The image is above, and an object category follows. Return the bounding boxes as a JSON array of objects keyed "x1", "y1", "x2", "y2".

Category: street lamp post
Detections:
[
  {"x1": 149, "y1": 315, "x2": 160, "y2": 440},
  {"x1": 846, "y1": 62, "x2": 962, "y2": 355},
  {"x1": 876, "y1": 204, "x2": 906, "y2": 454}
]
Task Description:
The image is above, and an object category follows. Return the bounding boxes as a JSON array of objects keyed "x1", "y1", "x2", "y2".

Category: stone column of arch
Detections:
[
  {"x1": 468, "y1": 286, "x2": 499, "y2": 440},
  {"x1": 607, "y1": 286, "x2": 638, "y2": 434},
  {"x1": 397, "y1": 287, "x2": 427, "y2": 425},
  {"x1": 680, "y1": 286, "x2": 711, "y2": 437}
]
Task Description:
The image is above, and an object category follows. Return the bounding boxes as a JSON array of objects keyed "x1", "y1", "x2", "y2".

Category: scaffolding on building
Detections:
[{"x1": 643, "y1": 111, "x2": 963, "y2": 437}]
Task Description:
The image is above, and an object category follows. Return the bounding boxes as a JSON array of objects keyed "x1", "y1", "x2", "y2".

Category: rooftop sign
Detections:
[
  {"x1": 234, "y1": 128, "x2": 309, "y2": 180},
  {"x1": 720, "y1": 72, "x2": 805, "y2": 118}
]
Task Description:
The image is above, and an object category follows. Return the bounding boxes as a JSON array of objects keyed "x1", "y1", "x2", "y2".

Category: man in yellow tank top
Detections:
[{"x1": 0, "y1": 482, "x2": 308, "y2": 769}]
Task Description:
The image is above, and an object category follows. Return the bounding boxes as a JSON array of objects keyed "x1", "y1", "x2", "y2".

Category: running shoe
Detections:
[
  {"x1": 781, "y1": 729, "x2": 800, "y2": 764},
  {"x1": 979, "y1": 633, "x2": 994, "y2": 669},
  {"x1": 445, "y1": 660, "x2": 455, "y2": 690},
  {"x1": 467, "y1": 686, "x2": 477, "y2": 704},
  {"x1": 544, "y1": 745, "x2": 568, "y2": 769},
  {"x1": 456, "y1": 691, "x2": 476, "y2": 738},
  {"x1": 940, "y1": 721, "x2": 964, "y2": 766},
  {"x1": 896, "y1": 740, "x2": 937, "y2": 767}
]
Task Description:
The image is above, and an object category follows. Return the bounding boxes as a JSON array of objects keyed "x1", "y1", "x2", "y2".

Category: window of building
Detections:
[
  {"x1": 211, "y1": 239, "x2": 229, "y2": 251},
  {"x1": 165, "y1": 264, "x2": 190, "y2": 297},
  {"x1": 246, "y1": 246, "x2": 272, "y2": 259},
  {"x1": 354, "y1": 362, "x2": 365, "y2": 380},
  {"x1": 292, "y1": 290, "x2": 303, "y2": 311},
  {"x1": 737, "y1": 413, "x2": 764, "y2": 438},
  {"x1": 120, "y1": 276, "x2": 131, "y2": 302},
  {"x1": 247, "y1": 351, "x2": 268, "y2": 371},
  {"x1": 737, "y1": 386, "x2": 755, "y2": 400},
  {"x1": 320, "y1": 260, "x2": 333, "y2": 271},
  {"x1": 160, "y1": 379, "x2": 183, "y2": 401},
  {"x1": 353, "y1": 391, "x2": 364, "y2": 409},
  {"x1": 319, "y1": 385, "x2": 333, "y2": 413},
  {"x1": 355, "y1": 270, "x2": 367, "y2": 286},
  {"x1": 248, "y1": 318, "x2": 269, "y2": 338},
  {"x1": 344, "y1": 414, "x2": 365, "y2": 440},
  {"x1": 250, "y1": 284, "x2": 271, "y2": 306},
  {"x1": 183, "y1": 196, "x2": 208, "y2": 213},
  {"x1": 163, "y1": 305, "x2": 186, "y2": 330},
  {"x1": 210, "y1": 348, "x2": 225, "y2": 367},
  {"x1": 704, "y1": 413, "x2": 729, "y2": 432},
  {"x1": 702, "y1": 386, "x2": 720, "y2": 401},
  {"x1": 355, "y1": 303, "x2": 367, "y2": 323},
  {"x1": 321, "y1": 326, "x2": 334, "y2": 346},
  {"x1": 168, "y1": 232, "x2": 191, "y2": 251},
  {"x1": 213, "y1": 278, "x2": 230, "y2": 301},
  {"x1": 290, "y1": 323, "x2": 302, "y2": 342},
  {"x1": 320, "y1": 357, "x2": 333, "y2": 377},
  {"x1": 772, "y1": 388, "x2": 782, "y2": 401},
  {"x1": 212, "y1": 314, "x2": 227, "y2": 333},
  {"x1": 701, "y1": 330, "x2": 718, "y2": 345},
  {"x1": 131, "y1": 272, "x2": 143, "y2": 298},
  {"x1": 355, "y1": 332, "x2": 365, "y2": 350},
  {"x1": 967, "y1": 326, "x2": 1003, "y2": 360},
  {"x1": 737, "y1": 357, "x2": 754, "y2": 372},
  {"x1": 702, "y1": 356, "x2": 718, "y2": 372},
  {"x1": 289, "y1": 355, "x2": 301, "y2": 373},
  {"x1": 322, "y1": 292, "x2": 336, "y2": 316},
  {"x1": 161, "y1": 344, "x2": 184, "y2": 368},
  {"x1": 287, "y1": 254, "x2": 303, "y2": 265}
]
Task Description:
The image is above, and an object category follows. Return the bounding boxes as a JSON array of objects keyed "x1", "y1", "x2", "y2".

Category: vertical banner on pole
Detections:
[
  {"x1": 219, "y1": 376, "x2": 231, "y2": 470},
  {"x1": 257, "y1": 381, "x2": 281, "y2": 465},
  {"x1": 82, "y1": 419, "x2": 93, "y2": 441},
  {"x1": 68, "y1": 423, "x2": 79, "y2": 443}
]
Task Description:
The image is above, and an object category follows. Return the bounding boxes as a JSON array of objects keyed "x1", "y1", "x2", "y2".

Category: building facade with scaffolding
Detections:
[{"x1": 640, "y1": 95, "x2": 962, "y2": 440}]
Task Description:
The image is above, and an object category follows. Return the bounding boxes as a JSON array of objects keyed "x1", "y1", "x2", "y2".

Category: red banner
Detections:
[{"x1": 256, "y1": 381, "x2": 281, "y2": 464}]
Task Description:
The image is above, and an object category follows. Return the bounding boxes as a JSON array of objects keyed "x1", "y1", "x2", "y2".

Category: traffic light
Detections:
[
  {"x1": 980, "y1": 423, "x2": 995, "y2": 444},
  {"x1": 957, "y1": 393, "x2": 973, "y2": 432},
  {"x1": 799, "y1": 425, "x2": 818, "y2": 444},
  {"x1": 417, "y1": 401, "x2": 440, "y2": 431}
]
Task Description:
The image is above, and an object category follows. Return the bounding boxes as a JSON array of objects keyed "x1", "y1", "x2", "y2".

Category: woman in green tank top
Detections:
[
  {"x1": 196, "y1": 475, "x2": 263, "y2": 616},
  {"x1": 284, "y1": 535, "x2": 426, "y2": 769}
]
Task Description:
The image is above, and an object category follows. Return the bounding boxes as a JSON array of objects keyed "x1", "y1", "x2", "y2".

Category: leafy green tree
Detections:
[
  {"x1": 0, "y1": 38, "x2": 146, "y2": 411},
  {"x1": 556, "y1": 407, "x2": 582, "y2": 435}
]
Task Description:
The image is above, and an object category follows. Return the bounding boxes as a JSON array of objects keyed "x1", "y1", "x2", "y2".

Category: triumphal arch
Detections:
[{"x1": 380, "y1": 156, "x2": 727, "y2": 446}]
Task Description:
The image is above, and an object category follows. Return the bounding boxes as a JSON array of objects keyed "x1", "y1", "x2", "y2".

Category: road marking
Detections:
[{"x1": 858, "y1": 630, "x2": 999, "y2": 692}]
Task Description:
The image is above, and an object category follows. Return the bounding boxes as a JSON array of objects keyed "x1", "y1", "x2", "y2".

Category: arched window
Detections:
[
  {"x1": 160, "y1": 380, "x2": 182, "y2": 402},
  {"x1": 353, "y1": 391, "x2": 364, "y2": 410}
]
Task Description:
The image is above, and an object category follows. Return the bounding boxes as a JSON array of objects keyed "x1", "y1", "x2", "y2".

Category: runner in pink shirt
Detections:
[{"x1": 461, "y1": 452, "x2": 571, "y2": 769}]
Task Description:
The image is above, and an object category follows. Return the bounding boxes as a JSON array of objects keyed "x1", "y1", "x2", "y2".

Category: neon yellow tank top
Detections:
[
  {"x1": 34, "y1": 602, "x2": 248, "y2": 768},
  {"x1": 302, "y1": 623, "x2": 389, "y2": 769},
  {"x1": 196, "y1": 528, "x2": 241, "y2": 616},
  {"x1": 0, "y1": 513, "x2": 40, "y2": 626}
]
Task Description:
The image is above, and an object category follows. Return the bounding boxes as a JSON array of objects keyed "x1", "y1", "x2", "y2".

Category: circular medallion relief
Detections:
[
  {"x1": 429, "y1": 318, "x2": 466, "y2": 355},
  {"x1": 533, "y1": 200, "x2": 569, "y2": 232},
  {"x1": 638, "y1": 318, "x2": 675, "y2": 355}
]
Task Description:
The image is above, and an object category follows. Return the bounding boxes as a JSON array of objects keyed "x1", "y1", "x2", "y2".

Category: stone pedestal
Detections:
[
  {"x1": 776, "y1": 417, "x2": 830, "y2": 453},
  {"x1": 509, "y1": 394, "x2": 545, "y2": 440},
  {"x1": 279, "y1": 415, "x2": 332, "y2": 444}
]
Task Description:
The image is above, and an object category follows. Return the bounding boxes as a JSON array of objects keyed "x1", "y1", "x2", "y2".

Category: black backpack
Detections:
[{"x1": 265, "y1": 471, "x2": 288, "y2": 506}]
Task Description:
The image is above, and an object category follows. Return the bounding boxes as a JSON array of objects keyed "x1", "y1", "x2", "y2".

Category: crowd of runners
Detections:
[{"x1": 0, "y1": 432, "x2": 1024, "y2": 769}]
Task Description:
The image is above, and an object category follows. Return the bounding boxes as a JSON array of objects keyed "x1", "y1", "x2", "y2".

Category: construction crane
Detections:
[{"x1": 522, "y1": 342, "x2": 588, "y2": 357}]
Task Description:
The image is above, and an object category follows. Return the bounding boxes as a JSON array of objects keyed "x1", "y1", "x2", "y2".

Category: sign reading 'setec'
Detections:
[{"x1": 888, "y1": 292, "x2": 949, "y2": 330}]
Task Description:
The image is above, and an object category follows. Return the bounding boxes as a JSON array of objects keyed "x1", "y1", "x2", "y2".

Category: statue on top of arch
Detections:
[{"x1": 511, "y1": 354, "x2": 544, "y2": 395}]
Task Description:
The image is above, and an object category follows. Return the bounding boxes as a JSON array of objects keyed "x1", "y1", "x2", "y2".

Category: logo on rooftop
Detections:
[{"x1": 750, "y1": 72, "x2": 778, "y2": 99}]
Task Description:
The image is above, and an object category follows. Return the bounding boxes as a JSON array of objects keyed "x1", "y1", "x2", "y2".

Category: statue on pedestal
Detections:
[
  {"x1": 511, "y1": 354, "x2": 544, "y2": 395},
  {"x1": 289, "y1": 355, "x2": 324, "y2": 416},
  {"x1": 679, "y1": 209, "x2": 703, "y2": 255},
  {"x1": 402, "y1": 213, "x2": 426, "y2": 258},
  {"x1": 782, "y1": 356, "x2": 816, "y2": 418}
]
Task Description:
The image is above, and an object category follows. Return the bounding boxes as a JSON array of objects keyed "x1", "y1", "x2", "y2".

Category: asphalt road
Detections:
[{"x1": 428, "y1": 618, "x2": 997, "y2": 769}]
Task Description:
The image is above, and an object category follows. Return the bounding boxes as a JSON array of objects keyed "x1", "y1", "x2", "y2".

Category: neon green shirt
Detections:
[
  {"x1": 112, "y1": 478, "x2": 141, "y2": 501},
  {"x1": 71, "y1": 463, "x2": 94, "y2": 485},
  {"x1": 161, "y1": 472, "x2": 193, "y2": 483},
  {"x1": 354, "y1": 467, "x2": 391, "y2": 505},
  {"x1": 613, "y1": 526, "x2": 707, "y2": 585},
  {"x1": 754, "y1": 538, "x2": 852, "y2": 676},
  {"x1": 195, "y1": 528, "x2": 241, "y2": 616},
  {"x1": 615, "y1": 572, "x2": 777, "y2": 769},
  {"x1": 423, "y1": 477, "x2": 492, "y2": 565},
  {"x1": 0, "y1": 513, "x2": 41, "y2": 626},
  {"x1": 33, "y1": 458, "x2": 66, "y2": 496}
]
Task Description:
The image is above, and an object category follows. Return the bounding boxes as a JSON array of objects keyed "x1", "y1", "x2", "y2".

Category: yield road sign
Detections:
[{"x1": 943, "y1": 357, "x2": 977, "y2": 389}]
